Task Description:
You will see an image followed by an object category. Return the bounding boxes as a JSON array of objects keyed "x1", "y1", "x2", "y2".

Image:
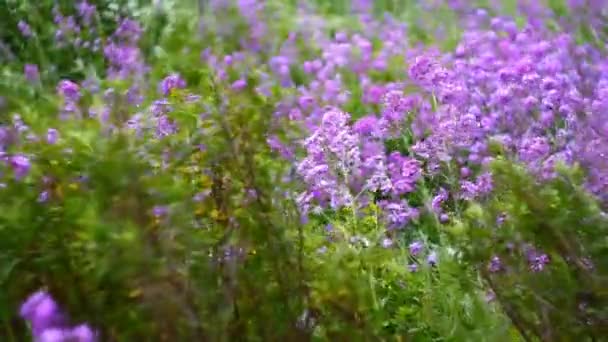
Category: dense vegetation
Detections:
[{"x1": 0, "y1": 0, "x2": 606, "y2": 341}]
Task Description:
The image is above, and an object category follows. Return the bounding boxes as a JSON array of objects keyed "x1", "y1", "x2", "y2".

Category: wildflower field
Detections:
[{"x1": 1, "y1": 0, "x2": 607, "y2": 341}]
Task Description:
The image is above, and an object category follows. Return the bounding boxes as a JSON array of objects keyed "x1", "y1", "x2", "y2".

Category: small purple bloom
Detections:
[
  {"x1": 409, "y1": 241, "x2": 423, "y2": 256},
  {"x1": 427, "y1": 251, "x2": 438, "y2": 266},
  {"x1": 529, "y1": 253, "x2": 550, "y2": 272},
  {"x1": 76, "y1": 1, "x2": 96, "y2": 25},
  {"x1": 38, "y1": 191, "x2": 50, "y2": 203},
  {"x1": 18, "y1": 20, "x2": 33, "y2": 37},
  {"x1": 381, "y1": 238, "x2": 393, "y2": 248},
  {"x1": 488, "y1": 255, "x2": 502, "y2": 273},
  {"x1": 408, "y1": 263, "x2": 418, "y2": 272},
  {"x1": 57, "y1": 80, "x2": 80, "y2": 102},
  {"x1": 19, "y1": 291, "x2": 64, "y2": 336},
  {"x1": 24, "y1": 64, "x2": 39, "y2": 83},
  {"x1": 10, "y1": 154, "x2": 31, "y2": 179},
  {"x1": 231, "y1": 78, "x2": 247, "y2": 91},
  {"x1": 70, "y1": 323, "x2": 96, "y2": 342},
  {"x1": 152, "y1": 205, "x2": 169, "y2": 217},
  {"x1": 46, "y1": 129, "x2": 59, "y2": 144},
  {"x1": 485, "y1": 290, "x2": 496, "y2": 302},
  {"x1": 159, "y1": 73, "x2": 186, "y2": 96},
  {"x1": 38, "y1": 328, "x2": 67, "y2": 342}
]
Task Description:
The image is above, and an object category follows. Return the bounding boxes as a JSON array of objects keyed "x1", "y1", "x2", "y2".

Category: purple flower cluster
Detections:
[
  {"x1": 295, "y1": 107, "x2": 421, "y2": 228},
  {"x1": 407, "y1": 15, "x2": 608, "y2": 202},
  {"x1": 20, "y1": 290, "x2": 96, "y2": 342}
]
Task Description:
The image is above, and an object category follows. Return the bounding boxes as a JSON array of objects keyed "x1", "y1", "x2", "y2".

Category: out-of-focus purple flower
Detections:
[
  {"x1": 381, "y1": 238, "x2": 393, "y2": 248},
  {"x1": 70, "y1": 324, "x2": 96, "y2": 342},
  {"x1": 488, "y1": 255, "x2": 502, "y2": 272},
  {"x1": 76, "y1": 1, "x2": 96, "y2": 25},
  {"x1": 193, "y1": 190, "x2": 211, "y2": 202},
  {"x1": 408, "y1": 263, "x2": 418, "y2": 272},
  {"x1": 485, "y1": 290, "x2": 496, "y2": 302},
  {"x1": 38, "y1": 191, "x2": 50, "y2": 203},
  {"x1": 19, "y1": 291, "x2": 64, "y2": 336},
  {"x1": 159, "y1": 73, "x2": 186, "y2": 96},
  {"x1": 387, "y1": 152, "x2": 421, "y2": 195},
  {"x1": 113, "y1": 18, "x2": 142, "y2": 43},
  {"x1": 18, "y1": 20, "x2": 33, "y2": 37},
  {"x1": 427, "y1": 251, "x2": 438, "y2": 266},
  {"x1": 46, "y1": 129, "x2": 59, "y2": 144},
  {"x1": 382, "y1": 200, "x2": 419, "y2": 229},
  {"x1": 431, "y1": 188, "x2": 448, "y2": 213},
  {"x1": 38, "y1": 328, "x2": 67, "y2": 342},
  {"x1": 409, "y1": 240, "x2": 423, "y2": 256},
  {"x1": 24, "y1": 64, "x2": 39, "y2": 83},
  {"x1": 152, "y1": 205, "x2": 169, "y2": 217},
  {"x1": 57, "y1": 80, "x2": 80, "y2": 102},
  {"x1": 353, "y1": 115, "x2": 379, "y2": 136},
  {"x1": 231, "y1": 78, "x2": 247, "y2": 91},
  {"x1": 10, "y1": 154, "x2": 31, "y2": 179},
  {"x1": 528, "y1": 251, "x2": 550, "y2": 272}
]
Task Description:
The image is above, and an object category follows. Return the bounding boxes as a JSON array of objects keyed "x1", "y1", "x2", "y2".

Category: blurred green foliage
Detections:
[{"x1": 0, "y1": 0, "x2": 606, "y2": 341}]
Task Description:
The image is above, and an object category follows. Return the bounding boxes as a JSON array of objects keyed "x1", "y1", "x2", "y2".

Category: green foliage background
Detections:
[{"x1": 0, "y1": 0, "x2": 605, "y2": 341}]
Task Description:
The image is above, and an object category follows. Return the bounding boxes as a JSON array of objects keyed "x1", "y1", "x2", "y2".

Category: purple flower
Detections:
[
  {"x1": 46, "y1": 129, "x2": 59, "y2": 144},
  {"x1": 381, "y1": 238, "x2": 393, "y2": 248},
  {"x1": 427, "y1": 251, "x2": 438, "y2": 266},
  {"x1": 70, "y1": 324, "x2": 96, "y2": 342},
  {"x1": 409, "y1": 241, "x2": 423, "y2": 256},
  {"x1": 24, "y1": 64, "x2": 39, "y2": 83},
  {"x1": 18, "y1": 20, "x2": 33, "y2": 37},
  {"x1": 10, "y1": 154, "x2": 31, "y2": 179},
  {"x1": 431, "y1": 188, "x2": 448, "y2": 213},
  {"x1": 76, "y1": 1, "x2": 96, "y2": 25},
  {"x1": 408, "y1": 263, "x2": 418, "y2": 272},
  {"x1": 231, "y1": 78, "x2": 247, "y2": 91},
  {"x1": 38, "y1": 328, "x2": 68, "y2": 342},
  {"x1": 19, "y1": 291, "x2": 64, "y2": 336},
  {"x1": 528, "y1": 252, "x2": 550, "y2": 272},
  {"x1": 152, "y1": 206, "x2": 169, "y2": 218},
  {"x1": 353, "y1": 115, "x2": 379, "y2": 136},
  {"x1": 57, "y1": 80, "x2": 80, "y2": 102},
  {"x1": 488, "y1": 255, "x2": 502, "y2": 272},
  {"x1": 387, "y1": 152, "x2": 421, "y2": 195},
  {"x1": 159, "y1": 73, "x2": 186, "y2": 96},
  {"x1": 38, "y1": 191, "x2": 50, "y2": 203}
]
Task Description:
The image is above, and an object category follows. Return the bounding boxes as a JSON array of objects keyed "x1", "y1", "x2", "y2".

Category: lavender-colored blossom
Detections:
[
  {"x1": 57, "y1": 80, "x2": 80, "y2": 102},
  {"x1": 231, "y1": 78, "x2": 247, "y2": 91},
  {"x1": 528, "y1": 251, "x2": 550, "y2": 272},
  {"x1": 38, "y1": 191, "x2": 50, "y2": 203},
  {"x1": 152, "y1": 205, "x2": 169, "y2": 217},
  {"x1": 10, "y1": 154, "x2": 31, "y2": 179},
  {"x1": 159, "y1": 74, "x2": 186, "y2": 96},
  {"x1": 488, "y1": 256, "x2": 502, "y2": 273},
  {"x1": 18, "y1": 20, "x2": 33, "y2": 37},
  {"x1": 20, "y1": 291, "x2": 64, "y2": 336},
  {"x1": 76, "y1": 1, "x2": 96, "y2": 25},
  {"x1": 24, "y1": 64, "x2": 39, "y2": 83},
  {"x1": 427, "y1": 251, "x2": 438, "y2": 266},
  {"x1": 409, "y1": 241, "x2": 423, "y2": 256},
  {"x1": 46, "y1": 129, "x2": 59, "y2": 144}
]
